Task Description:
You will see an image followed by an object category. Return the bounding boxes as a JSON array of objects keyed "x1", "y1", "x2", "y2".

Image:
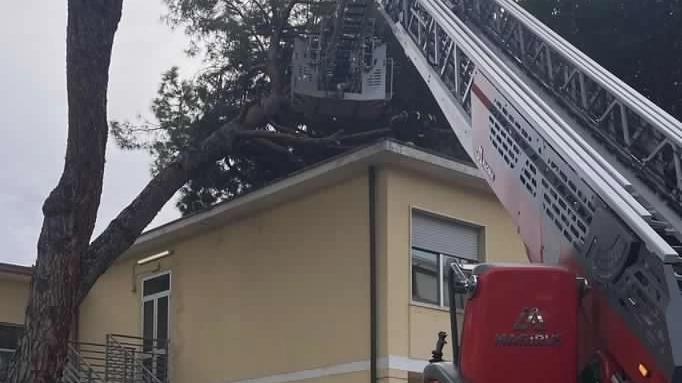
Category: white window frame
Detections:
[
  {"x1": 139, "y1": 271, "x2": 172, "y2": 382},
  {"x1": 140, "y1": 271, "x2": 172, "y2": 342}
]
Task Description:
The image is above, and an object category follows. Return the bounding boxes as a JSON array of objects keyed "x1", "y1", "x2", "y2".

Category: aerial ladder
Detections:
[{"x1": 291, "y1": 0, "x2": 682, "y2": 382}]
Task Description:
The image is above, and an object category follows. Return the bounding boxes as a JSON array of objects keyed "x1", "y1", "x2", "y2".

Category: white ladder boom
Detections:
[{"x1": 376, "y1": 0, "x2": 682, "y2": 380}]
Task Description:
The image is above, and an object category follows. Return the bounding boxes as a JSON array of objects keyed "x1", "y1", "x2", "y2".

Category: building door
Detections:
[{"x1": 141, "y1": 272, "x2": 170, "y2": 382}]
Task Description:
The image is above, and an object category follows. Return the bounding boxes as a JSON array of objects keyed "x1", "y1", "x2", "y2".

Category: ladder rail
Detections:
[
  {"x1": 459, "y1": 2, "x2": 682, "y2": 243},
  {"x1": 421, "y1": 0, "x2": 656, "y2": 223},
  {"x1": 381, "y1": 0, "x2": 677, "y2": 258},
  {"x1": 462, "y1": 3, "x2": 635, "y2": 193},
  {"x1": 494, "y1": 0, "x2": 682, "y2": 144},
  {"x1": 459, "y1": 0, "x2": 682, "y2": 230},
  {"x1": 430, "y1": 0, "x2": 671, "y2": 228}
]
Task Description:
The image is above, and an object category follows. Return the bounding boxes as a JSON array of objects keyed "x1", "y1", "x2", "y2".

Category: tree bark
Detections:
[{"x1": 9, "y1": 1, "x2": 123, "y2": 382}]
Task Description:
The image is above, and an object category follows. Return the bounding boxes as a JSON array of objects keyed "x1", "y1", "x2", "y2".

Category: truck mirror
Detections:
[{"x1": 449, "y1": 262, "x2": 477, "y2": 295}]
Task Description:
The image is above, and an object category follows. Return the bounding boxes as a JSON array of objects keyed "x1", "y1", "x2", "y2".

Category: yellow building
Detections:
[
  {"x1": 0, "y1": 262, "x2": 30, "y2": 381},
  {"x1": 0, "y1": 140, "x2": 527, "y2": 383}
]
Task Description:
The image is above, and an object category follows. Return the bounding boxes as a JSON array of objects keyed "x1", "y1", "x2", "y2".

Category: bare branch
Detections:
[
  {"x1": 275, "y1": 0, "x2": 301, "y2": 43},
  {"x1": 250, "y1": 0, "x2": 272, "y2": 24},
  {"x1": 224, "y1": 2, "x2": 268, "y2": 54},
  {"x1": 266, "y1": 0, "x2": 302, "y2": 91},
  {"x1": 283, "y1": 0, "x2": 300, "y2": 23},
  {"x1": 247, "y1": 64, "x2": 268, "y2": 78},
  {"x1": 268, "y1": 119, "x2": 305, "y2": 135},
  {"x1": 236, "y1": 129, "x2": 344, "y2": 144},
  {"x1": 235, "y1": 127, "x2": 393, "y2": 145},
  {"x1": 252, "y1": 138, "x2": 297, "y2": 160},
  {"x1": 124, "y1": 126, "x2": 165, "y2": 133},
  {"x1": 335, "y1": 128, "x2": 393, "y2": 142}
]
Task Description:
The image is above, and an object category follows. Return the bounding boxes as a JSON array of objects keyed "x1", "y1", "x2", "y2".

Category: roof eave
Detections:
[
  {"x1": 0, "y1": 262, "x2": 33, "y2": 281},
  {"x1": 120, "y1": 140, "x2": 489, "y2": 260}
]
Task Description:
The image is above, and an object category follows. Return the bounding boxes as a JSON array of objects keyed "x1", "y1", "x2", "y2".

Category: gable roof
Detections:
[{"x1": 123, "y1": 139, "x2": 489, "y2": 260}]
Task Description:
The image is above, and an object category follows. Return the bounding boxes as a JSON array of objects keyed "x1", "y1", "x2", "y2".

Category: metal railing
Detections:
[
  {"x1": 0, "y1": 335, "x2": 169, "y2": 383},
  {"x1": 0, "y1": 343, "x2": 105, "y2": 383},
  {"x1": 105, "y1": 335, "x2": 169, "y2": 383},
  {"x1": 62, "y1": 344, "x2": 107, "y2": 383}
]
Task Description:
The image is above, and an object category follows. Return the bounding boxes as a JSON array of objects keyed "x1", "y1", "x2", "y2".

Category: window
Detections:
[
  {"x1": 141, "y1": 272, "x2": 171, "y2": 383},
  {"x1": 411, "y1": 210, "x2": 481, "y2": 309},
  {"x1": 0, "y1": 323, "x2": 23, "y2": 381},
  {"x1": 412, "y1": 248, "x2": 440, "y2": 305}
]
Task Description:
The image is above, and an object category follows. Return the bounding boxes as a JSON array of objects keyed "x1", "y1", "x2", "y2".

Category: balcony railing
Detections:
[
  {"x1": 105, "y1": 334, "x2": 169, "y2": 383},
  {"x1": 0, "y1": 334, "x2": 169, "y2": 383}
]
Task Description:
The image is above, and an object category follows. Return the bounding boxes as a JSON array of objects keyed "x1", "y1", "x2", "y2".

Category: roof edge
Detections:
[
  {"x1": 126, "y1": 140, "x2": 391, "y2": 249},
  {"x1": 122, "y1": 139, "x2": 486, "y2": 259},
  {"x1": 0, "y1": 262, "x2": 33, "y2": 276}
]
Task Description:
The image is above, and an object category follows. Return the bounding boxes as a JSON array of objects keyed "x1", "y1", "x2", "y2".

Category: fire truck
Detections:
[{"x1": 290, "y1": 0, "x2": 682, "y2": 382}]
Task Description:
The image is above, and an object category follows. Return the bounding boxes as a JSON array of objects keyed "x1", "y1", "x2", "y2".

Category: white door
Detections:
[{"x1": 141, "y1": 272, "x2": 170, "y2": 382}]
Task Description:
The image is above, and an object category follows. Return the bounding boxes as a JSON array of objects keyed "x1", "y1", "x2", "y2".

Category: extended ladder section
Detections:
[{"x1": 375, "y1": 0, "x2": 682, "y2": 380}]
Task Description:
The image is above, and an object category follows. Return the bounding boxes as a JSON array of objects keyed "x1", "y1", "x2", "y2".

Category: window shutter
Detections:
[{"x1": 411, "y1": 211, "x2": 480, "y2": 260}]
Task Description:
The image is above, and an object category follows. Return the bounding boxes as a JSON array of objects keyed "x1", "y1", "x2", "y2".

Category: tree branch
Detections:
[
  {"x1": 266, "y1": 0, "x2": 300, "y2": 91},
  {"x1": 79, "y1": 115, "x2": 393, "y2": 303},
  {"x1": 252, "y1": 137, "x2": 298, "y2": 161},
  {"x1": 334, "y1": 128, "x2": 393, "y2": 142},
  {"x1": 78, "y1": 118, "x2": 240, "y2": 302},
  {"x1": 282, "y1": 0, "x2": 300, "y2": 24},
  {"x1": 123, "y1": 126, "x2": 166, "y2": 133},
  {"x1": 237, "y1": 129, "x2": 342, "y2": 143},
  {"x1": 235, "y1": 127, "x2": 392, "y2": 145},
  {"x1": 224, "y1": 1, "x2": 267, "y2": 54},
  {"x1": 268, "y1": 119, "x2": 305, "y2": 135},
  {"x1": 78, "y1": 88, "x2": 287, "y2": 302},
  {"x1": 250, "y1": 0, "x2": 272, "y2": 25},
  {"x1": 79, "y1": 0, "x2": 394, "y2": 298}
]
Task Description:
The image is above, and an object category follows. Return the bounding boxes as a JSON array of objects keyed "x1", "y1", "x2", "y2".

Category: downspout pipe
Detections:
[{"x1": 369, "y1": 166, "x2": 378, "y2": 383}]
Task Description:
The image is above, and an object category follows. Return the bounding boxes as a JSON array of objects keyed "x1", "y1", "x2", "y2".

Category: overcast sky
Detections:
[{"x1": 1, "y1": 0, "x2": 203, "y2": 266}]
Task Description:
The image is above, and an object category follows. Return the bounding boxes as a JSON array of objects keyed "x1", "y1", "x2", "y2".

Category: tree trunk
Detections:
[
  {"x1": 10, "y1": 0, "x2": 358, "y2": 380},
  {"x1": 8, "y1": 1, "x2": 123, "y2": 382}
]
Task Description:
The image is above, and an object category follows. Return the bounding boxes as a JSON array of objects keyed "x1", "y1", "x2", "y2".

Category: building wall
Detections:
[
  {"x1": 78, "y1": 174, "x2": 371, "y2": 383},
  {"x1": 376, "y1": 165, "x2": 526, "y2": 377},
  {"x1": 0, "y1": 274, "x2": 29, "y2": 325},
  {"x1": 78, "y1": 253, "x2": 175, "y2": 343},
  {"x1": 0, "y1": 273, "x2": 29, "y2": 381}
]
